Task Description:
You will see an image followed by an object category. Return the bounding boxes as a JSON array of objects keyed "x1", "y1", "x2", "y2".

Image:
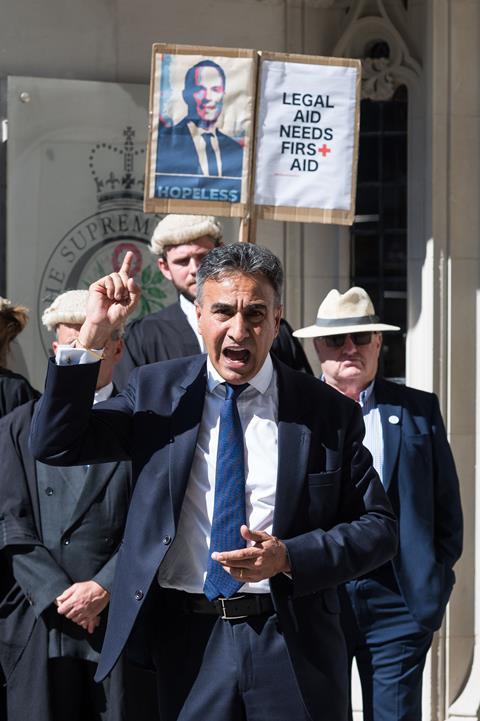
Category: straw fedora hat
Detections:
[{"x1": 293, "y1": 287, "x2": 400, "y2": 338}]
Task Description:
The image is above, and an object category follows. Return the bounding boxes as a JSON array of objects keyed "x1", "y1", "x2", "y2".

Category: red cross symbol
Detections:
[{"x1": 318, "y1": 144, "x2": 331, "y2": 157}]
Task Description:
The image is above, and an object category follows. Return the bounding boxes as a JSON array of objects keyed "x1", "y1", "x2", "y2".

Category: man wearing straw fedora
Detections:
[{"x1": 294, "y1": 287, "x2": 463, "y2": 721}]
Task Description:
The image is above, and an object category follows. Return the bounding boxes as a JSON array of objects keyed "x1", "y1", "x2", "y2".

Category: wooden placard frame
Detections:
[
  {"x1": 144, "y1": 43, "x2": 258, "y2": 219},
  {"x1": 253, "y1": 51, "x2": 362, "y2": 226}
]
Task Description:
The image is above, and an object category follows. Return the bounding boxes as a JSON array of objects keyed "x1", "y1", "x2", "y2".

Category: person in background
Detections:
[
  {"x1": 0, "y1": 290, "x2": 138, "y2": 721},
  {"x1": 0, "y1": 297, "x2": 39, "y2": 418},
  {"x1": 294, "y1": 286, "x2": 463, "y2": 721},
  {"x1": 113, "y1": 213, "x2": 312, "y2": 389},
  {"x1": 0, "y1": 297, "x2": 39, "y2": 720}
]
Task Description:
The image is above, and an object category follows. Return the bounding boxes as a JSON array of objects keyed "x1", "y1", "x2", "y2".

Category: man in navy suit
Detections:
[
  {"x1": 294, "y1": 286, "x2": 463, "y2": 721},
  {"x1": 155, "y1": 60, "x2": 244, "y2": 202},
  {"x1": 30, "y1": 245, "x2": 397, "y2": 721}
]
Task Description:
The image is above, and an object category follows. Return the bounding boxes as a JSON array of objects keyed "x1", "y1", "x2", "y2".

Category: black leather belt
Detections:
[{"x1": 185, "y1": 593, "x2": 274, "y2": 620}]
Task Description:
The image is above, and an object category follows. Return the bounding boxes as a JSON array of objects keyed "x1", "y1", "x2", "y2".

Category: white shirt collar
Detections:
[
  {"x1": 206, "y1": 354, "x2": 274, "y2": 396},
  {"x1": 94, "y1": 382, "x2": 113, "y2": 405}
]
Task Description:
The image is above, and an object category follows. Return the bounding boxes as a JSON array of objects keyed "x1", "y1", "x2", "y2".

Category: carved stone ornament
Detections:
[
  {"x1": 333, "y1": 0, "x2": 421, "y2": 100},
  {"x1": 362, "y1": 56, "x2": 396, "y2": 101}
]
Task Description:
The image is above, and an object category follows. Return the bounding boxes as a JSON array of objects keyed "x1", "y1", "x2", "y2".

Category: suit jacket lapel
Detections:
[
  {"x1": 64, "y1": 463, "x2": 120, "y2": 531},
  {"x1": 375, "y1": 379, "x2": 402, "y2": 491},
  {"x1": 272, "y1": 362, "x2": 310, "y2": 537},
  {"x1": 169, "y1": 360, "x2": 207, "y2": 523}
]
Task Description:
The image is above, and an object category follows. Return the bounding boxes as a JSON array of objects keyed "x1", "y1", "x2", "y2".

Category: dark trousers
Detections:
[
  {"x1": 340, "y1": 569, "x2": 433, "y2": 721},
  {"x1": 152, "y1": 590, "x2": 311, "y2": 721},
  {"x1": 49, "y1": 658, "x2": 114, "y2": 721}
]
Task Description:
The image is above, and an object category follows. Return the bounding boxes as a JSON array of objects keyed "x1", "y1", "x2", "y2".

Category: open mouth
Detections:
[{"x1": 223, "y1": 348, "x2": 250, "y2": 364}]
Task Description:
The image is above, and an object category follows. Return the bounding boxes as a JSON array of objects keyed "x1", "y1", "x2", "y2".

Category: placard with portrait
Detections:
[{"x1": 145, "y1": 44, "x2": 257, "y2": 218}]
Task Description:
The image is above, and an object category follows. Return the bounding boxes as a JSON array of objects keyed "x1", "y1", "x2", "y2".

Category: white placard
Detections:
[{"x1": 254, "y1": 59, "x2": 359, "y2": 213}]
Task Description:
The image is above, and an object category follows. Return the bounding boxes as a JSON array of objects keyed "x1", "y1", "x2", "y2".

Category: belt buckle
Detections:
[{"x1": 219, "y1": 595, "x2": 248, "y2": 620}]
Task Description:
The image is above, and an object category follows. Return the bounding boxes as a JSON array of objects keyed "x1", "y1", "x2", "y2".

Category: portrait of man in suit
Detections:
[
  {"x1": 153, "y1": 57, "x2": 248, "y2": 203},
  {"x1": 30, "y1": 245, "x2": 397, "y2": 721},
  {"x1": 294, "y1": 286, "x2": 463, "y2": 721}
]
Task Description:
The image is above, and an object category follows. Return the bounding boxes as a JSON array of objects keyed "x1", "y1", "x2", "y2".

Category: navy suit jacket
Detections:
[
  {"x1": 373, "y1": 378, "x2": 463, "y2": 630},
  {"x1": 156, "y1": 118, "x2": 243, "y2": 178},
  {"x1": 30, "y1": 355, "x2": 397, "y2": 721}
]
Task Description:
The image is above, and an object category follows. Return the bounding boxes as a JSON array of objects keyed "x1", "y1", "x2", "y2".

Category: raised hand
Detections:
[{"x1": 78, "y1": 250, "x2": 140, "y2": 348}]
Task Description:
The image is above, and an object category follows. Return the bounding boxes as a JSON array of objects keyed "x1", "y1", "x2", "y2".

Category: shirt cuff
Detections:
[{"x1": 55, "y1": 345, "x2": 101, "y2": 366}]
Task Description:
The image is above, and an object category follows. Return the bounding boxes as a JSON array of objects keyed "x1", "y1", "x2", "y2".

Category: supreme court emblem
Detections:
[{"x1": 37, "y1": 128, "x2": 177, "y2": 355}]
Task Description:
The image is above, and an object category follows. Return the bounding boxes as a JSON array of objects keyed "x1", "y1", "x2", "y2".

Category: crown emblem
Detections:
[{"x1": 89, "y1": 126, "x2": 146, "y2": 206}]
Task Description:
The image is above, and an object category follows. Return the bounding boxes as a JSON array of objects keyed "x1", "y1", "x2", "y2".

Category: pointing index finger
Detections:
[{"x1": 120, "y1": 251, "x2": 134, "y2": 278}]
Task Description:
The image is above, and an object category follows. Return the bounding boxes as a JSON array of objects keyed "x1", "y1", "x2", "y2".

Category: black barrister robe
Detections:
[
  {"x1": 0, "y1": 400, "x2": 133, "y2": 721},
  {"x1": 0, "y1": 367, "x2": 39, "y2": 419}
]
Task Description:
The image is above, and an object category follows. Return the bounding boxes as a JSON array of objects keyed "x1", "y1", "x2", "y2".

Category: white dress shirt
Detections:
[
  {"x1": 157, "y1": 354, "x2": 279, "y2": 594},
  {"x1": 94, "y1": 382, "x2": 113, "y2": 405},
  {"x1": 358, "y1": 379, "x2": 385, "y2": 486}
]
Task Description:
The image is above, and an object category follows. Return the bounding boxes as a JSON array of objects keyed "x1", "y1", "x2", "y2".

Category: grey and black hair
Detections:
[{"x1": 196, "y1": 243, "x2": 283, "y2": 305}]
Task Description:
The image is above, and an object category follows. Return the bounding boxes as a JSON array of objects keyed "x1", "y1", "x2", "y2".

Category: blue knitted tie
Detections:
[
  {"x1": 204, "y1": 382, "x2": 249, "y2": 600},
  {"x1": 203, "y1": 133, "x2": 219, "y2": 176}
]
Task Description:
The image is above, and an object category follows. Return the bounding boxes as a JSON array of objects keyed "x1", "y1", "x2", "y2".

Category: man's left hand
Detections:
[
  {"x1": 55, "y1": 580, "x2": 110, "y2": 631},
  {"x1": 212, "y1": 525, "x2": 291, "y2": 582}
]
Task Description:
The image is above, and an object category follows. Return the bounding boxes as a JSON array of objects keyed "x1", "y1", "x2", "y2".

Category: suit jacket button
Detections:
[
  {"x1": 134, "y1": 590, "x2": 144, "y2": 601},
  {"x1": 63, "y1": 537, "x2": 70, "y2": 545},
  {"x1": 163, "y1": 535, "x2": 172, "y2": 545},
  {"x1": 45, "y1": 487, "x2": 54, "y2": 496}
]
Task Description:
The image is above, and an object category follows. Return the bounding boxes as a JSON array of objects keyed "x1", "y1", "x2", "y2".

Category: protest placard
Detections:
[
  {"x1": 144, "y1": 44, "x2": 257, "y2": 218},
  {"x1": 253, "y1": 52, "x2": 361, "y2": 225},
  {"x1": 145, "y1": 45, "x2": 361, "y2": 227}
]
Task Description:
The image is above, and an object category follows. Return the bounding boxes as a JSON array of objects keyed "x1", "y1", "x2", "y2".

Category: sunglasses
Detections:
[{"x1": 323, "y1": 331, "x2": 374, "y2": 349}]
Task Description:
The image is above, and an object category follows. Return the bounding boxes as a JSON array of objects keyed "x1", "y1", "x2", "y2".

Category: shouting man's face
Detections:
[{"x1": 196, "y1": 272, "x2": 282, "y2": 384}]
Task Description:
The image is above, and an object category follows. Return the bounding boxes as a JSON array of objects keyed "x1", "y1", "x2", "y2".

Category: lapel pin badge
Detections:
[{"x1": 388, "y1": 414, "x2": 400, "y2": 425}]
